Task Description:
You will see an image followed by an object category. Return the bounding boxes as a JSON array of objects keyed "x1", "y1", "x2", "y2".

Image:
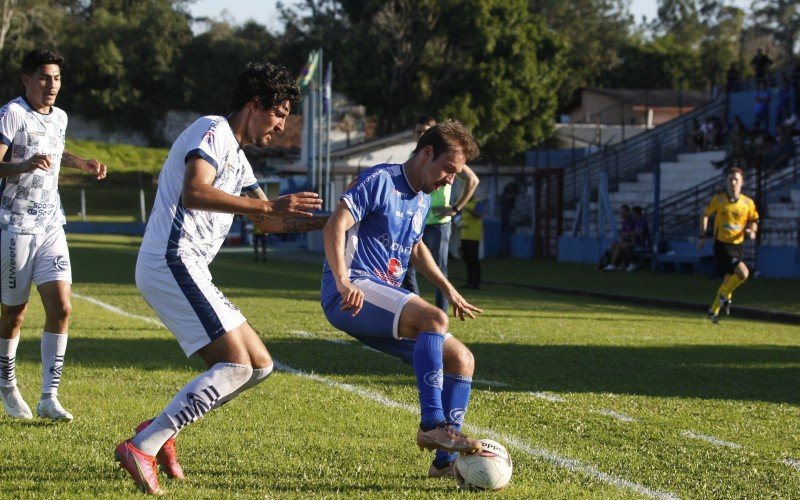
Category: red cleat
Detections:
[
  {"x1": 114, "y1": 439, "x2": 164, "y2": 496},
  {"x1": 135, "y1": 419, "x2": 185, "y2": 480}
]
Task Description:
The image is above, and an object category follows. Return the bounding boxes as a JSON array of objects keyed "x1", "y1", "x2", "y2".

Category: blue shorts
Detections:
[{"x1": 322, "y1": 275, "x2": 417, "y2": 364}]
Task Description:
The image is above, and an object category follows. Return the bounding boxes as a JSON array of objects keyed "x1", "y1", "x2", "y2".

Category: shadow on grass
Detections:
[{"x1": 11, "y1": 333, "x2": 800, "y2": 405}]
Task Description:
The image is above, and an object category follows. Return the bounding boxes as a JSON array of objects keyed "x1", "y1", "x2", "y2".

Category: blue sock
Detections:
[
  {"x1": 434, "y1": 372, "x2": 473, "y2": 466},
  {"x1": 414, "y1": 332, "x2": 446, "y2": 429}
]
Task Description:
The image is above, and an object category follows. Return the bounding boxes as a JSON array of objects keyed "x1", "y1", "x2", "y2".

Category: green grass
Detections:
[
  {"x1": 65, "y1": 139, "x2": 168, "y2": 177},
  {"x1": 1, "y1": 234, "x2": 799, "y2": 498}
]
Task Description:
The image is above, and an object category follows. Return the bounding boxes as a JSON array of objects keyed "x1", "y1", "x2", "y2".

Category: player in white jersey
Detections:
[
  {"x1": 115, "y1": 62, "x2": 328, "y2": 496},
  {"x1": 0, "y1": 48, "x2": 107, "y2": 423}
]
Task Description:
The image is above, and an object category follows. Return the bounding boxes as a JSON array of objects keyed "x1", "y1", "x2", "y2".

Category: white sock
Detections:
[
  {"x1": 0, "y1": 337, "x2": 19, "y2": 388},
  {"x1": 41, "y1": 332, "x2": 68, "y2": 397},
  {"x1": 214, "y1": 363, "x2": 274, "y2": 408},
  {"x1": 133, "y1": 363, "x2": 253, "y2": 456}
]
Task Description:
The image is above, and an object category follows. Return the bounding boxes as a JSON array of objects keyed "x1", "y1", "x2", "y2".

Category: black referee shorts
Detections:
[{"x1": 713, "y1": 240, "x2": 745, "y2": 277}]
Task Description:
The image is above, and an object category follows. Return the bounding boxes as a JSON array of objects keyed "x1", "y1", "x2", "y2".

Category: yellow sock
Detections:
[
  {"x1": 724, "y1": 274, "x2": 744, "y2": 299},
  {"x1": 710, "y1": 284, "x2": 726, "y2": 315}
]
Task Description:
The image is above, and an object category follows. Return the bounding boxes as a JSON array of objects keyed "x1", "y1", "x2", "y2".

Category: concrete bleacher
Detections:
[{"x1": 562, "y1": 150, "x2": 725, "y2": 235}]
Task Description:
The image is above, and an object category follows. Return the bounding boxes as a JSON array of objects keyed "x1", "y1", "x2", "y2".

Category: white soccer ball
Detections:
[{"x1": 453, "y1": 438, "x2": 513, "y2": 491}]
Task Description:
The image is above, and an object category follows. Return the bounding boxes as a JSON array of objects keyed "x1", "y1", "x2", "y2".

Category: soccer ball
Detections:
[{"x1": 453, "y1": 438, "x2": 513, "y2": 491}]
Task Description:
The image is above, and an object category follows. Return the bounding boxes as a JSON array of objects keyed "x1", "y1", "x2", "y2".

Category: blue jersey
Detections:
[{"x1": 323, "y1": 163, "x2": 429, "y2": 293}]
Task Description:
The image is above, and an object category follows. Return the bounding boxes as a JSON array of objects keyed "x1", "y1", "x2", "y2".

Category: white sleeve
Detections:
[
  {"x1": 0, "y1": 103, "x2": 23, "y2": 149},
  {"x1": 183, "y1": 117, "x2": 227, "y2": 169}
]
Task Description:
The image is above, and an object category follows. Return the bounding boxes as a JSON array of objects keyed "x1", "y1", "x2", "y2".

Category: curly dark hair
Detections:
[
  {"x1": 229, "y1": 62, "x2": 301, "y2": 112},
  {"x1": 21, "y1": 48, "x2": 63, "y2": 75},
  {"x1": 412, "y1": 119, "x2": 480, "y2": 162}
]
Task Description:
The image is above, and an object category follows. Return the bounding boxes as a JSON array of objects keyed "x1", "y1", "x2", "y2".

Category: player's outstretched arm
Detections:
[
  {"x1": 410, "y1": 241, "x2": 483, "y2": 321},
  {"x1": 244, "y1": 188, "x2": 328, "y2": 233},
  {"x1": 323, "y1": 200, "x2": 363, "y2": 316},
  {"x1": 0, "y1": 144, "x2": 53, "y2": 177},
  {"x1": 183, "y1": 157, "x2": 322, "y2": 216},
  {"x1": 61, "y1": 150, "x2": 107, "y2": 180}
]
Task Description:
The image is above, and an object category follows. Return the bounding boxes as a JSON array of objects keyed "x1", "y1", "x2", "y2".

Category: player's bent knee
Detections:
[
  {"x1": 423, "y1": 307, "x2": 449, "y2": 333},
  {"x1": 444, "y1": 339, "x2": 475, "y2": 375}
]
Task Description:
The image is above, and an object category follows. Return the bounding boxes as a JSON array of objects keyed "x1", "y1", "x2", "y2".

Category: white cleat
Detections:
[
  {"x1": 1, "y1": 386, "x2": 33, "y2": 420},
  {"x1": 37, "y1": 397, "x2": 73, "y2": 422}
]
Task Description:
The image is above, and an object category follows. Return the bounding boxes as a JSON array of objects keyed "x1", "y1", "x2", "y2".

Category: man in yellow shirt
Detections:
[
  {"x1": 698, "y1": 167, "x2": 759, "y2": 324},
  {"x1": 459, "y1": 197, "x2": 485, "y2": 289}
]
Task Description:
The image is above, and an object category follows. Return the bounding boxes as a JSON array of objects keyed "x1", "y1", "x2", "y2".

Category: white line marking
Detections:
[
  {"x1": 781, "y1": 458, "x2": 800, "y2": 471},
  {"x1": 288, "y1": 330, "x2": 313, "y2": 338},
  {"x1": 82, "y1": 293, "x2": 680, "y2": 500},
  {"x1": 474, "y1": 378, "x2": 509, "y2": 387},
  {"x1": 681, "y1": 431, "x2": 741, "y2": 449},
  {"x1": 595, "y1": 409, "x2": 637, "y2": 423},
  {"x1": 529, "y1": 391, "x2": 566, "y2": 402},
  {"x1": 72, "y1": 293, "x2": 165, "y2": 328}
]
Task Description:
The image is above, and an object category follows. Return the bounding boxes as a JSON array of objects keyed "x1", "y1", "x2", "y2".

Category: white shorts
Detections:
[
  {"x1": 0, "y1": 227, "x2": 72, "y2": 306},
  {"x1": 136, "y1": 252, "x2": 246, "y2": 358}
]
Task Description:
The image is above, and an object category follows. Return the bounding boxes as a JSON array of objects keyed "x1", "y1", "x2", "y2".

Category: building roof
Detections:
[{"x1": 582, "y1": 88, "x2": 710, "y2": 108}]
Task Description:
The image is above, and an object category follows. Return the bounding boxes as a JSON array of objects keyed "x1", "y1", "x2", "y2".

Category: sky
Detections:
[{"x1": 188, "y1": 0, "x2": 754, "y2": 31}]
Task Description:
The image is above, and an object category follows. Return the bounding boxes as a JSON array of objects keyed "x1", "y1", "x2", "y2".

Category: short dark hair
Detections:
[
  {"x1": 412, "y1": 119, "x2": 479, "y2": 162},
  {"x1": 632, "y1": 205, "x2": 643, "y2": 214},
  {"x1": 729, "y1": 167, "x2": 744, "y2": 177},
  {"x1": 229, "y1": 62, "x2": 300, "y2": 112},
  {"x1": 21, "y1": 48, "x2": 63, "y2": 75},
  {"x1": 415, "y1": 114, "x2": 436, "y2": 127}
]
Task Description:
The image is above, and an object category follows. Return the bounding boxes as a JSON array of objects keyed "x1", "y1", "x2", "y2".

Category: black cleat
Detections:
[{"x1": 708, "y1": 310, "x2": 719, "y2": 324}]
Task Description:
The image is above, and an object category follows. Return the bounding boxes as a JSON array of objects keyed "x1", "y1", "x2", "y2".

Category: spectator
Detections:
[
  {"x1": 765, "y1": 125, "x2": 796, "y2": 174},
  {"x1": 688, "y1": 118, "x2": 705, "y2": 151},
  {"x1": 726, "y1": 62, "x2": 740, "y2": 91},
  {"x1": 602, "y1": 204, "x2": 635, "y2": 271},
  {"x1": 751, "y1": 49, "x2": 773, "y2": 81},
  {"x1": 713, "y1": 116, "x2": 749, "y2": 169},
  {"x1": 459, "y1": 196, "x2": 485, "y2": 290},
  {"x1": 252, "y1": 224, "x2": 267, "y2": 261},
  {"x1": 626, "y1": 205, "x2": 651, "y2": 272},
  {"x1": 499, "y1": 178, "x2": 521, "y2": 232},
  {"x1": 776, "y1": 75, "x2": 792, "y2": 129},
  {"x1": 753, "y1": 80, "x2": 771, "y2": 131}
]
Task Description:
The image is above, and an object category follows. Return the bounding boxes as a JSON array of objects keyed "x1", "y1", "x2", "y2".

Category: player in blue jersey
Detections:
[{"x1": 322, "y1": 119, "x2": 483, "y2": 478}]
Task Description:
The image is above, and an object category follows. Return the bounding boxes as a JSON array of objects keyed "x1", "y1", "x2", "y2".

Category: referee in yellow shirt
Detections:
[{"x1": 697, "y1": 167, "x2": 759, "y2": 323}]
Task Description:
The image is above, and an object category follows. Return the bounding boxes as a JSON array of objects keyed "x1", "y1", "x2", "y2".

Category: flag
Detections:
[
  {"x1": 297, "y1": 50, "x2": 320, "y2": 92},
  {"x1": 322, "y1": 63, "x2": 332, "y2": 115}
]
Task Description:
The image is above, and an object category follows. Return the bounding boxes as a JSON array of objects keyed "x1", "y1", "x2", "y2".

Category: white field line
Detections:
[
  {"x1": 81, "y1": 292, "x2": 680, "y2": 500},
  {"x1": 528, "y1": 391, "x2": 566, "y2": 403},
  {"x1": 681, "y1": 431, "x2": 741, "y2": 449},
  {"x1": 289, "y1": 330, "x2": 350, "y2": 345},
  {"x1": 781, "y1": 458, "x2": 800, "y2": 471},
  {"x1": 474, "y1": 378, "x2": 509, "y2": 387},
  {"x1": 72, "y1": 293, "x2": 165, "y2": 328},
  {"x1": 595, "y1": 409, "x2": 637, "y2": 423}
]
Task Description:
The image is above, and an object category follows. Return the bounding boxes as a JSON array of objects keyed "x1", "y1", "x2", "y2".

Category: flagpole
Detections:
[{"x1": 324, "y1": 62, "x2": 333, "y2": 211}]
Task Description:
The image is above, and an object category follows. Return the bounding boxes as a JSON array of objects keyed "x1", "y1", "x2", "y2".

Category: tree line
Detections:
[{"x1": 0, "y1": 0, "x2": 795, "y2": 159}]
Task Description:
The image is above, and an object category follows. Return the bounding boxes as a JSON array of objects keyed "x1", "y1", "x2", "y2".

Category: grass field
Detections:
[{"x1": 1, "y1": 234, "x2": 799, "y2": 498}]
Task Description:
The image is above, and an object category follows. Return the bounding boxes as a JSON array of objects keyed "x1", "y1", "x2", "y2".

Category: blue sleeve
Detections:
[{"x1": 342, "y1": 169, "x2": 389, "y2": 223}]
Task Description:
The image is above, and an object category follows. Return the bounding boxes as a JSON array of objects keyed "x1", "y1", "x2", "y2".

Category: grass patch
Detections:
[{"x1": 1, "y1": 234, "x2": 798, "y2": 498}]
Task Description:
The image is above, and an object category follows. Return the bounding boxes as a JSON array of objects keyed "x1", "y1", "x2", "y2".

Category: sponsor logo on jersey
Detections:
[
  {"x1": 53, "y1": 255, "x2": 69, "y2": 271},
  {"x1": 377, "y1": 233, "x2": 412, "y2": 255},
  {"x1": 387, "y1": 257, "x2": 405, "y2": 279},
  {"x1": 412, "y1": 211, "x2": 424, "y2": 233},
  {"x1": 8, "y1": 236, "x2": 16, "y2": 289},
  {"x1": 424, "y1": 369, "x2": 443, "y2": 389},
  {"x1": 202, "y1": 119, "x2": 221, "y2": 145}
]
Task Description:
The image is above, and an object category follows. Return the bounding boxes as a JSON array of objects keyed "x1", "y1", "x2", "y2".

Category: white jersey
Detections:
[
  {"x1": 140, "y1": 116, "x2": 259, "y2": 263},
  {"x1": 0, "y1": 97, "x2": 67, "y2": 234}
]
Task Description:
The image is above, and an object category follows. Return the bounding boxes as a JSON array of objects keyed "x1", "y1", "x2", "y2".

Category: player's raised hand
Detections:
[
  {"x1": 268, "y1": 192, "x2": 322, "y2": 217},
  {"x1": 448, "y1": 290, "x2": 483, "y2": 321},
  {"x1": 337, "y1": 281, "x2": 364, "y2": 316},
  {"x1": 84, "y1": 158, "x2": 107, "y2": 180},
  {"x1": 22, "y1": 154, "x2": 51, "y2": 173}
]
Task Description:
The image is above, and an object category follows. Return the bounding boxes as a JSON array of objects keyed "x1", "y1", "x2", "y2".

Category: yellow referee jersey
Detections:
[{"x1": 704, "y1": 193, "x2": 759, "y2": 244}]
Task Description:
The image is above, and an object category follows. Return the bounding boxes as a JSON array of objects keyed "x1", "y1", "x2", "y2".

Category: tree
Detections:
[
  {"x1": 284, "y1": 0, "x2": 566, "y2": 160},
  {"x1": 751, "y1": 0, "x2": 799, "y2": 66}
]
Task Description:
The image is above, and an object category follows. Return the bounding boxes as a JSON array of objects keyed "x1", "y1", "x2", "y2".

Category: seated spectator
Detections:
[
  {"x1": 713, "y1": 116, "x2": 748, "y2": 169},
  {"x1": 601, "y1": 204, "x2": 635, "y2": 271},
  {"x1": 765, "y1": 125, "x2": 796, "y2": 173},
  {"x1": 626, "y1": 206, "x2": 651, "y2": 272}
]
